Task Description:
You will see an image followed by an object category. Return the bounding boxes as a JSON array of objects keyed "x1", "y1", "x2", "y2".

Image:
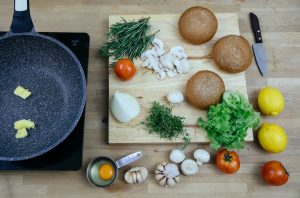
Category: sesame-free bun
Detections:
[
  {"x1": 212, "y1": 35, "x2": 253, "y2": 73},
  {"x1": 185, "y1": 70, "x2": 225, "y2": 109},
  {"x1": 178, "y1": 6, "x2": 218, "y2": 45}
]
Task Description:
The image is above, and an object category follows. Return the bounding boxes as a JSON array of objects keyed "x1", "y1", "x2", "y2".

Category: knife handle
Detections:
[{"x1": 250, "y1": 12, "x2": 263, "y2": 43}]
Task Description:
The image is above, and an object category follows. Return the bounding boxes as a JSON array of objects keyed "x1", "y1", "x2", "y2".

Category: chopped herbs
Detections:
[
  {"x1": 100, "y1": 17, "x2": 158, "y2": 67},
  {"x1": 142, "y1": 101, "x2": 190, "y2": 147},
  {"x1": 198, "y1": 91, "x2": 260, "y2": 150}
]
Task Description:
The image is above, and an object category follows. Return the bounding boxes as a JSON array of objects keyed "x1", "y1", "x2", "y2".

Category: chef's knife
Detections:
[{"x1": 250, "y1": 12, "x2": 267, "y2": 76}]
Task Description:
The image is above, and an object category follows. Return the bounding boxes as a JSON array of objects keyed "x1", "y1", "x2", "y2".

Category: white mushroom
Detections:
[
  {"x1": 152, "y1": 38, "x2": 165, "y2": 56},
  {"x1": 125, "y1": 167, "x2": 148, "y2": 184},
  {"x1": 166, "y1": 68, "x2": 177, "y2": 78},
  {"x1": 156, "y1": 70, "x2": 166, "y2": 80},
  {"x1": 181, "y1": 159, "x2": 199, "y2": 176},
  {"x1": 169, "y1": 148, "x2": 185, "y2": 163},
  {"x1": 170, "y1": 46, "x2": 187, "y2": 60},
  {"x1": 193, "y1": 149, "x2": 210, "y2": 165},
  {"x1": 180, "y1": 59, "x2": 191, "y2": 74},
  {"x1": 155, "y1": 162, "x2": 180, "y2": 187},
  {"x1": 174, "y1": 58, "x2": 191, "y2": 74},
  {"x1": 141, "y1": 50, "x2": 158, "y2": 69},
  {"x1": 161, "y1": 53, "x2": 174, "y2": 70},
  {"x1": 167, "y1": 91, "x2": 184, "y2": 105},
  {"x1": 140, "y1": 39, "x2": 190, "y2": 79}
]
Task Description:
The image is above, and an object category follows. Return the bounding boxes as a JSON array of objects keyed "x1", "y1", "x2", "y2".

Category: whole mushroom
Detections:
[
  {"x1": 169, "y1": 148, "x2": 185, "y2": 163},
  {"x1": 193, "y1": 149, "x2": 210, "y2": 165}
]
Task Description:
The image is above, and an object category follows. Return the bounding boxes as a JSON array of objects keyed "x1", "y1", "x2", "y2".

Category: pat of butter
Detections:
[
  {"x1": 14, "y1": 86, "x2": 31, "y2": 99},
  {"x1": 15, "y1": 128, "x2": 28, "y2": 139},
  {"x1": 14, "y1": 119, "x2": 35, "y2": 130}
]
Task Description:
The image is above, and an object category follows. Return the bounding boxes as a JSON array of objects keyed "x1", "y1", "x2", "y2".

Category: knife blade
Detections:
[{"x1": 250, "y1": 12, "x2": 267, "y2": 76}]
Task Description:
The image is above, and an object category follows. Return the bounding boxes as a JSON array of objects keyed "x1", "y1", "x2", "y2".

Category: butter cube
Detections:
[
  {"x1": 15, "y1": 128, "x2": 28, "y2": 139},
  {"x1": 14, "y1": 119, "x2": 35, "y2": 130},
  {"x1": 14, "y1": 86, "x2": 31, "y2": 99}
]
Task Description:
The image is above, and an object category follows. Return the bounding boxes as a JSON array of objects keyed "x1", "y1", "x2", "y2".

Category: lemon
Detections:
[
  {"x1": 258, "y1": 86, "x2": 285, "y2": 116},
  {"x1": 258, "y1": 123, "x2": 288, "y2": 153}
]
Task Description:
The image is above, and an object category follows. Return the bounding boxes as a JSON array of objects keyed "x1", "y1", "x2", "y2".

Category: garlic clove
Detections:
[
  {"x1": 131, "y1": 172, "x2": 137, "y2": 183},
  {"x1": 136, "y1": 172, "x2": 143, "y2": 183},
  {"x1": 173, "y1": 176, "x2": 180, "y2": 183},
  {"x1": 167, "y1": 92, "x2": 184, "y2": 106},
  {"x1": 167, "y1": 178, "x2": 176, "y2": 187},
  {"x1": 124, "y1": 173, "x2": 134, "y2": 184},
  {"x1": 111, "y1": 91, "x2": 140, "y2": 123},
  {"x1": 125, "y1": 167, "x2": 148, "y2": 184},
  {"x1": 159, "y1": 177, "x2": 168, "y2": 187},
  {"x1": 155, "y1": 173, "x2": 165, "y2": 181},
  {"x1": 140, "y1": 168, "x2": 148, "y2": 180},
  {"x1": 181, "y1": 159, "x2": 199, "y2": 176}
]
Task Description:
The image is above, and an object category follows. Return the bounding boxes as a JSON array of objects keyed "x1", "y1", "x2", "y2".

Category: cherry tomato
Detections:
[
  {"x1": 216, "y1": 149, "x2": 240, "y2": 174},
  {"x1": 261, "y1": 160, "x2": 289, "y2": 186},
  {"x1": 114, "y1": 58, "x2": 136, "y2": 80}
]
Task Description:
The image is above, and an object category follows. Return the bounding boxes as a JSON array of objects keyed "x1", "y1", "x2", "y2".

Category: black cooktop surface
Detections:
[{"x1": 0, "y1": 32, "x2": 89, "y2": 170}]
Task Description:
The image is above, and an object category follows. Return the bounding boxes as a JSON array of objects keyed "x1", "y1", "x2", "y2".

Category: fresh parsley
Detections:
[{"x1": 198, "y1": 91, "x2": 260, "y2": 150}]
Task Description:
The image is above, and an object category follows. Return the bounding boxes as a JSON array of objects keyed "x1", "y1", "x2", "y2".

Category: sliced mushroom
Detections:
[
  {"x1": 156, "y1": 70, "x2": 166, "y2": 80},
  {"x1": 170, "y1": 46, "x2": 187, "y2": 60},
  {"x1": 152, "y1": 38, "x2": 165, "y2": 56},
  {"x1": 161, "y1": 53, "x2": 174, "y2": 70},
  {"x1": 141, "y1": 50, "x2": 158, "y2": 69},
  {"x1": 166, "y1": 68, "x2": 177, "y2": 78}
]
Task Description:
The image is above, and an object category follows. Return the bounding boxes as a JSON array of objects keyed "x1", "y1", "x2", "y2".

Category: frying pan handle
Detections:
[{"x1": 10, "y1": 0, "x2": 34, "y2": 33}]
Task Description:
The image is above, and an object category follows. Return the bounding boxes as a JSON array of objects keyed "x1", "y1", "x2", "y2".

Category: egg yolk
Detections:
[{"x1": 98, "y1": 163, "x2": 115, "y2": 180}]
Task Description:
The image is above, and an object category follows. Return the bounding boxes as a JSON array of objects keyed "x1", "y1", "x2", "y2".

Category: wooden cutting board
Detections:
[{"x1": 108, "y1": 13, "x2": 253, "y2": 144}]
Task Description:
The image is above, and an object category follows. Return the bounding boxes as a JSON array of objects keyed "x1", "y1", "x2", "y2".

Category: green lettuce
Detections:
[{"x1": 198, "y1": 91, "x2": 260, "y2": 150}]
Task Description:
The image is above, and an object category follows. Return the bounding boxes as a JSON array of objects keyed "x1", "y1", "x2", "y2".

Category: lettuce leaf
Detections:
[{"x1": 198, "y1": 91, "x2": 260, "y2": 150}]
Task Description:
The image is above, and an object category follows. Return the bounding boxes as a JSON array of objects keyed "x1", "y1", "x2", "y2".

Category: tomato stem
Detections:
[
  {"x1": 282, "y1": 164, "x2": 290, "y2": 176},
  {"x1": 224, "y1": 152, "x2": 233, "y2": 162}
]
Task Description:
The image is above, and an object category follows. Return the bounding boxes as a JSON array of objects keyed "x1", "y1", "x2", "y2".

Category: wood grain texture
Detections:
[
  {"x1": 108, "y1": 13, "x2": 253, "y2": 144},
  {"x1": 0, "y1": 0, "x2": 300, "y2": 198}
]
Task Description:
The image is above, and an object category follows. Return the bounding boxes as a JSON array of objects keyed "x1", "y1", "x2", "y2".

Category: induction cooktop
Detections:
[{"x1": 0, "y1": 32, "x2": 89, "y2": 170}]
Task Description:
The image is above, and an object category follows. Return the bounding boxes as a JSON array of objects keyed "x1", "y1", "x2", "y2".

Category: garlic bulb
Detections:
[
  {"x1": 167, "y1": 91, "x2": 184, "y2": 105},
  {"x1": 124, "y1": 167, "x2": 148, "y2": 184},
  {"x1": 193, "y1": 149, "x2": 210, "y2": 165},
  {"x1": 181, "y1": 159, "x2": 198, "y2": 176},
  {"x1": 155, "y1": 162, "x2": 180, "y2": 187},
  {"x1": 170, "y1": 149, "x2": 185, "y2": 163},
  {"x1": 111, "y1": 91, "x2": 140, "y2": 123}
]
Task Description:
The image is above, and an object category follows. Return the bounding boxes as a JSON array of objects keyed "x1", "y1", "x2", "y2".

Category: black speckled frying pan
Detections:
[{"x1": 0, "y1": 0, "x2": 86, "y2": 161}]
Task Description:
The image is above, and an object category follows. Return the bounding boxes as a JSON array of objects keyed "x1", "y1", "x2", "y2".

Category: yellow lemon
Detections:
[
  {"x1": 258, "y1": 123, "x2": 288, "y2": 153},
  {"x1": 258, "y1": 86, "x2": 285, "y2": 116}
]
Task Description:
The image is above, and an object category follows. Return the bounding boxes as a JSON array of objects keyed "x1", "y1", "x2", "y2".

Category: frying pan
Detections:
[{"x1": 0, "y1": 0, "x2": 86, "y2": 161}]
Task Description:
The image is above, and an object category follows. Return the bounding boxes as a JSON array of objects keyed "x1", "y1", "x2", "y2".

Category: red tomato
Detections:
[
  {"x1": 261, "y1": 160, "x2": 289, "y2": 186},
  {"x1": 216, "y1": 149, "x2": 240, "y2": 174},
  {"x1": 114, "y1": 58, "x2": 136, "y2": 80}
]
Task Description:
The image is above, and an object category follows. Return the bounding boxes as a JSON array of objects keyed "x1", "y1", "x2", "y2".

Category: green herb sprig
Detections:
[
  {"x1": 100, "y1": 17, "x2": 157, "y2": 66},
  {"x1": 141, "y1": 101, "x2": 191, "y2": 147}
]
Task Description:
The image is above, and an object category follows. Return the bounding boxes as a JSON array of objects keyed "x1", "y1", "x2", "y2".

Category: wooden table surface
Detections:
[{"x1": 0, "y1": 0, "x2": 300, "y2": 197}]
